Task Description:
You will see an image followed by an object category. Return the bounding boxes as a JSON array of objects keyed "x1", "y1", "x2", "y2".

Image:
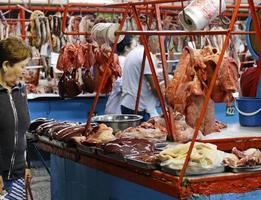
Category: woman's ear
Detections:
[{"x1": 2, "y1": 61, "x2": 9, "y2": 73}]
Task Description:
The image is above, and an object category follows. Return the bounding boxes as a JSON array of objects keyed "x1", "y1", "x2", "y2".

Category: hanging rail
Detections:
[{"x1": 117, "y1": 30, "x2": 256, "y2": 36}]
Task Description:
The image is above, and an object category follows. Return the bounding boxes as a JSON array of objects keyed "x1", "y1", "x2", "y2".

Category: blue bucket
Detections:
[{"x1": 235, "y1": 97, "x2": 261, "y2": 126}]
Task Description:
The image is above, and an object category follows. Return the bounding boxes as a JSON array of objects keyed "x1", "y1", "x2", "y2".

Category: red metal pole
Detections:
[
  {"x1": 177, "y1": 0, "x2": 242, "y2": 188},
  {"x1": 155, "y1": 4, "x2": 176, "y2": 141},
  {"x1": 248, "y1": 0, "x2": 261, "y2": 96},
  {"x1": 19, "y1": 8, "x2": 26, "y2": 41},
  {"x1": 116, "y1": 30, "x2": 257, "y2": 36},
  {"x1": 131, "y1": 5, "x2": 171, "y2": 135},
  {"x1": 134, "y1": 8, "x2": 155, "y2": 114},
  {"x1": 84, "y1": 10, "x2": 129, "y2": 134},
  {"x1": 107, "y1": 0, "x2": 190, "y2": 7},
  {"x1": 61, "y1": 5, "x2": 69, "y2": 34}
]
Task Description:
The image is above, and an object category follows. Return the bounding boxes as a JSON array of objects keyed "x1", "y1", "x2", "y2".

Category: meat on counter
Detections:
[
  {"x1": 104, "y1": 138, "x2": 158, "y2": 163},
  {"x1": 223, "y1": 147, "x2": 261, "y2": 167}
]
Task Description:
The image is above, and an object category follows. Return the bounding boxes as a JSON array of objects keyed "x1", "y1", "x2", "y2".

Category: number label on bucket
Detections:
[{"x1": 226, "y1": 105, "x2": 235, "y2": 116}]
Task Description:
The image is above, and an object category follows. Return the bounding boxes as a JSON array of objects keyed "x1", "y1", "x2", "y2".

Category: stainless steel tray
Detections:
[
  {"x1": 155, "y1": 142, "x2": 169, "y2": 151},
  {"x1": 26, "y1": 132, "x2": 38, "y2": 142},
  {"x1": 161, "y1": 165, "x2": 225, "y2": 176},
  {"x1": 77, "y1": 144, "x2": 96, "y2": 155},
  {"x1": 229, "y1": 165, "x2": 261, "y2": 173},
  {"x1": 154, "y1": 142, "x2": 177, "y2": 151},
  {"x1": 97, "y1": 148, "x2": 126, "y2": 162},
  {"x1": 38, "y1": 135, "x2": 66, "y2": 149},
  {"x1": 126, "y1": 157, "x2": 158, "y2": 169}
]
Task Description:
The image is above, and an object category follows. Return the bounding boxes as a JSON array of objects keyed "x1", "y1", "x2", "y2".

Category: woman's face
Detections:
[{"x1": 3, "y1": 58, "x2": 29, "y2": 88}]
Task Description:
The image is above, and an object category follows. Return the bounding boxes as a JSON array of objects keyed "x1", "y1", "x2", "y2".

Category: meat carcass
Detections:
[
  {"x1": 93, "y1": 50, "x2": 122, "y2": 94},
  {"x1": 166, "y1": 46, "x2": 237, "y2": 135},
  {"x1": 56, "y1": 44, "x2": 85, "y2": 71},
  {"x1": 211, "y1": 57, "x2": 239, "y2": 103}
]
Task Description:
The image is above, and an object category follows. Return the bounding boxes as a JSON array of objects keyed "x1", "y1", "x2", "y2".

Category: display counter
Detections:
[
  {"x1": 36, "y1": 141, "x2": 261, "y2": 200},
  {"x1": 29, "y1": 101, "x2": 261, "y2": 199}
]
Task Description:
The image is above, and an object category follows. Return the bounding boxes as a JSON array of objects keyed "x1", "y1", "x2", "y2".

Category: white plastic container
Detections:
[{"x1": 179, "y1": 0, "x2": 226, "y2": 31}]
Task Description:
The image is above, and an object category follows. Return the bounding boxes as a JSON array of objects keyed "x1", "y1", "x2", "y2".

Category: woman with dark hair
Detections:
[
  {"x1": 105, "y1": 35, "x2": 136, "y2": 114},
  {"x1": 0, "y1": 37, "x2": 32, "y2": 199}
]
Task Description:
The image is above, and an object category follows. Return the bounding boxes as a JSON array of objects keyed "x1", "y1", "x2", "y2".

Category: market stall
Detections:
[{"x1": 0, "y1": 0, "x2": 260, "y2": 199}]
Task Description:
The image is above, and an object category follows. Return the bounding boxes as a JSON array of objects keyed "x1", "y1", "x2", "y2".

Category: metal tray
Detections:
[
  {"x1": 96, "y1": 148, "x2": 126, "y2": 162},
  {"x1": 229, "y1": 165, "x2": 261, "y2": 173},
  {"x1": 154, "y1": 142, "x2": 177, "y2": 151},
  {"x1": 161, "y1": 165, "x2": 225, "y2": 176},
  {"x1": 126, "y1": 157, "x2": 158, "y2": 169},
  {"x1": 77, "y1": 144, "x2": 96, "y2": 155},
  {"x1": 38, "y1": 136, "x2": 66, "y2": 149},
  {"x1": 26, "y1": 132, "x2": 38, "y2": 143}
]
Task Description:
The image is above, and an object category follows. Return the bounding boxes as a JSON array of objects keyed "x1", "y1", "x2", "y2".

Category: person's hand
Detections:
[
  {"x1": 0, "y1": 175, "x2": 4, "y2": 195},
  {"x1": 25, "y1": 169, "x2": 32, "y2": 184}
]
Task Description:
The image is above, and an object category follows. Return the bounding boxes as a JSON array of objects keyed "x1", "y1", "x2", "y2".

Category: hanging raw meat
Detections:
[
  {"x1": 93, "y1": 47, "x2": 122, "y2": 94},
  {"x1": 211, "y1": 57, "x2": 239, "y2": 103},
  {"x1": 166, "y1": 46, "x2": 237, "y2": 135},
  {"x1": 56, "y1": 43, "x2": 85, "y2": 71},
  {"x1": 58, "y1": 69, "x2": 82, "y2": 99},
  {"x1": 30, "y1": 10, "x2": 45, "y2": 49}
]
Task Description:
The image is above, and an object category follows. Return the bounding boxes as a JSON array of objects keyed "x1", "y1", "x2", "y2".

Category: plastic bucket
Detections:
[{"x1": 235, "y1": 97, "x2": 261, "y2": 126}]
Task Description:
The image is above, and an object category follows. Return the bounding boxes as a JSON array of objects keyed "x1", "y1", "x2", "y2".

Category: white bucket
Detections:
[{"x1": 179, "y1": 0, "x2": 226, "y2": 31}]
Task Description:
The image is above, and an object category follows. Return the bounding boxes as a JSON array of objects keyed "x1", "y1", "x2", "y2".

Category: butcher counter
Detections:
[{"x1": 28, "y1": 98, "x2": 261, "y2": 200}]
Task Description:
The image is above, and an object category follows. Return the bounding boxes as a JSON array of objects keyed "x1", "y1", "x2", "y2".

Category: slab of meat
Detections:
[
  {"x1": 48, "y1": 123, "x2": 75, "y2": 139},
  {"x1": 148, "y1": 115, "x2": 203, "y2": 142},
  {"x1": 224, "y1": 147, "x2": 261, "y2": 167},
  {"x1": 103, "y1": 138, "x2": 156, "y2": 160},
  {"x1": 116, "y1": 120, "x2": 168, "y2": 143},
  {"x1": 56, "y1": 43, "x2": 85, "y2": 71},
  {"x1": 36, "y1": 121, "x2": 59, "y2": 135},
  {"x1": 82, "y1": 123, "x2": 115, "y2": 145},
  {"x1": 53, "y1": 124, "x2": 85, "y2": 142},
  {"x1": 58, "y1": 69, "x2": 82, "y2": 99},
  {"x1": 29, "y1": 118, "x2": 54, "y2": 133},
  {"x1": 93, "y1": 48, "x2": 122, "y2": 94},
  {"x1": 211, "y1": 57, "x2": 239, "y2": 103},
  {"x1": 165, "y1": 46, "x2": 236, "y2": 135},
  {"x1": 186, "y1": 96, "x2": 217, "y2": 135}
]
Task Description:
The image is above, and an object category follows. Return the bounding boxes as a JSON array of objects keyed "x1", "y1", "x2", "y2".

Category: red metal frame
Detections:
[
  {"x1": 60, "y1": 0, "x2": 261, "y2": 189},
  {"x1": 131, "y1": 4, "x2": 172, "y2": 136},
  {"x1": 154, "y1": 4, "x2": 176, "y2": 141}
]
